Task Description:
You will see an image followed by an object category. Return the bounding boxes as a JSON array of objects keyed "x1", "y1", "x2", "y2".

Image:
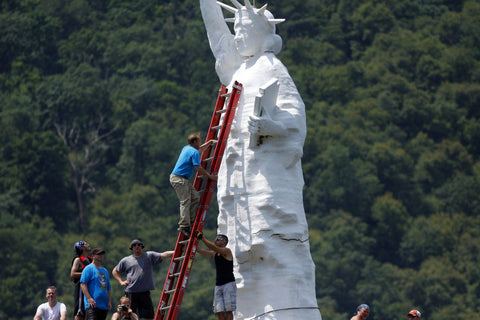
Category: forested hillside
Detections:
[{"x1": 1, "y1": 0, "x2": 479, "y2": 319}]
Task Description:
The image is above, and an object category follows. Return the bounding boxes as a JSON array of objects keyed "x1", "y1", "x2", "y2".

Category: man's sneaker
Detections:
[{"x1": 178, "y1": 226, "x2": 191, "y2": 237}]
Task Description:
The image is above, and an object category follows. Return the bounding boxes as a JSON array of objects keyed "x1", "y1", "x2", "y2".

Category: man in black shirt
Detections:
[{"x1": 196, "y1": 232, "x2": 236, "y2": 320}]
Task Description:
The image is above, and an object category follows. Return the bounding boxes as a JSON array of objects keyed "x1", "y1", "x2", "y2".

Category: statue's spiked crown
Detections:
[{"x1": 217, "y1": 0, "x2": 285, "y2": 27}]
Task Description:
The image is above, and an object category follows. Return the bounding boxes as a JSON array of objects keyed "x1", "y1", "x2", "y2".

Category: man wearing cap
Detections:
[
  {"x1": 351, "y1": 304, "x2": 370, "y2": 320},
  {"x1": 407, "y1": 309, "x2": 422, "y2": 318},
  {"x1": 112, "y1": 238, "x2": 174, "y2": 320},
  {"x1": 196, "y1": 232, "x2": 236, "y2": 320},
  {"x1": 80, "y1": 248, "x2": 111, "y2": 320}
]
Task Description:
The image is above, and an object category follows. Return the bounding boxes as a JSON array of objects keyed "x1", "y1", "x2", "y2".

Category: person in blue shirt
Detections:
[
  {"x1": 80, "y1": 248, "x2": 111, "y2": 320},
  {"x1": 170, "y1": 132, "x2": 217, "y2": 236}
]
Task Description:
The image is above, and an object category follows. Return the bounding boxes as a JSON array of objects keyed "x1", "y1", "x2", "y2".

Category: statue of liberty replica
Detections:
[{"x1": 199, "y1": 0, "x2": 322, "y2": 319}]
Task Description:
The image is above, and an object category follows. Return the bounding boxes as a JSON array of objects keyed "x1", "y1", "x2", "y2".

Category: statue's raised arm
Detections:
[{"x1": 199, "y1": 0, "x2": 242, "y2": 85}]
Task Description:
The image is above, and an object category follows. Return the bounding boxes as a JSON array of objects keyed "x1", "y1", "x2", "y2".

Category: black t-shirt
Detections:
[{"x1": 214, "y1": 253, "x2": 235, "y2": 286}]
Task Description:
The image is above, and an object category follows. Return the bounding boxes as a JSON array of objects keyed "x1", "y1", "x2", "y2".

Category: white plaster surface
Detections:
[{"x1": 200, "y1": 1, "x2": 321, "y2": 319}]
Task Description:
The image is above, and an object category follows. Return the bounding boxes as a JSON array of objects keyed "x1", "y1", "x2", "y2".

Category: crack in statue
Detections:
[{"x1": 199, "y1": 0, "x2": 322, "y2": 319}]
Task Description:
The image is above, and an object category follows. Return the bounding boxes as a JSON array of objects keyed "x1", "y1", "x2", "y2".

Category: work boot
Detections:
[{"x1": 178, "y1": 226, "x2": 191, "y2": 238}]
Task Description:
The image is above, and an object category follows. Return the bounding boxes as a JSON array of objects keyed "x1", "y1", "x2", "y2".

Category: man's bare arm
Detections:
[
  {"x1": 197, "y1": 246, "x2": 215, "y2": 259},
  {"x1": 195, "y1": 165, "x2": 218, "y2": 181},
  {"x1": 70, "y1": 257, "x2": 82, "y2": 280},
  {"x1": 161, "y1": 251, "x2": 175, "y2": 260},
  {"x1": 202, "y1": 237, "x2": 233, "y2": 260},
  {"x1": 199, "y1": 139, "x2": 216, "y2": 153},
  {"x1": 112, "y1": 267, "x2": 130, "y2": 287}
]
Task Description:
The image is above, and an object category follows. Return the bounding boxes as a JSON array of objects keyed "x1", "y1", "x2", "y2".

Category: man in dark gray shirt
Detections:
[{"x1": 112, "y1": 238, "x2": 174, "y2": 320}]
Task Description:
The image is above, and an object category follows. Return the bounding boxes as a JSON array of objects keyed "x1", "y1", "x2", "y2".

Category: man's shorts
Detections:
[
  {"x1": 213, "y1": 281, "x2": 237, "y2": 314},
  {"x1": 126, "y1": 291, "x2": 154, "y2": 319},
  {"x1": 85, "y1": 306, "x2": 108, "y2": 320}
]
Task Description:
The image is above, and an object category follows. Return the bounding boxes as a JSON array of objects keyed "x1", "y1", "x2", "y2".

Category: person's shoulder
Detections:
[
  {"x1": 220, "y1": 246, "x2": 233, "y2": 255},
  {"x1": 147, "y1": 251, "x2": 162, "y2": 259},
  {"x1": 81, "y1": 263, "x2": 93, "y2": 276},
  {"x1": 185, "y1": 145, "x2": 197, "y2": 153},
  {"x1": 119, "y1": 254, "x2": 135, "y2": 262},
  {"x1": 181, "y1": 145, "x2": 192, "y2": 151},
  {"x1": 83, "y1": 263, "x2": 93, "y2": 271}
]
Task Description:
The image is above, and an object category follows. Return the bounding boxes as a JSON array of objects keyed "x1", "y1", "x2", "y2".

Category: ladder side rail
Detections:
[
  {"x1": 193, "y1": 85, "x2": 227, "y2": 191},
  {"x1": 213, "y1": 82, "x2": 239, "y2": 153},
  {"x1": 155, "y1": 232, "x2": 189, "y2": 320},
  {"x1": 192, "y1": 82, "x2": 241, "y2": 230},
  {"x1": 156, "y1": 86, "x2": 227, "y2": 320},
  {"x1": 157, "y1": 83, "x2": 241, "y2": 320},
  {"x1": 158, "y1": 86, "x2": 229, "y2": 320},
  {"x1": 210, "y1": 82, "x2": 242, "y2": 175},
  {"x1": 167, "y1": 182, "x2": 218, "y2": 320},
  {"x1": 166, "y1": 83, "x2": 240, "y2": 318},
  {"x1": 206, "y1": 85, "x2": 228, "y2": 143},
  {"x1": 165, "y1": 186, "x2": 216, "y2": 320}
]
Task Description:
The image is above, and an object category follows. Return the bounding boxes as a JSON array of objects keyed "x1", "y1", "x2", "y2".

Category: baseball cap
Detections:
[
  {"x1": 129, "y1": 239, "x2": 144, "y2": 250},
  {"x1": 407, "y1": 310, "x2": 421, "y2": 318},
  {"x1": 91, "y1": 248, "x2": 106, "y2": 255}
]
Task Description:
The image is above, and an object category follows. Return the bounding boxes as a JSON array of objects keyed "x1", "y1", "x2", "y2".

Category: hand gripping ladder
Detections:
[{"x1": 155, "y1": 81, "x2": 242, "y2": 320}]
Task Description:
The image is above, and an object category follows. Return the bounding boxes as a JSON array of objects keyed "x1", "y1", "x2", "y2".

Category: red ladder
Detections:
[{"x1": 155, "y1": 81, "x2": 242, "y2": 320}]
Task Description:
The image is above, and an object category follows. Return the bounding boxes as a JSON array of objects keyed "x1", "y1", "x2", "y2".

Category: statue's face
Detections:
[{"x1": 234, "y1": 16, "x2": 266, "y2": 57}]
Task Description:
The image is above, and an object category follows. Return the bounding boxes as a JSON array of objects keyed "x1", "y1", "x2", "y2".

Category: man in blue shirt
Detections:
[
  {"x1": 170, "y1": 132, "x2": 217, "y2": 236},
  {"x1": 80, "y1": 248, "x2": 111, "y2": 320}
]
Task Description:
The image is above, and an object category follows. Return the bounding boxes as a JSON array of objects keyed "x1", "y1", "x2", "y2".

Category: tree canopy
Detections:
[{"x1": 1, "y1": 0, "x2": 479, "y2": 319}]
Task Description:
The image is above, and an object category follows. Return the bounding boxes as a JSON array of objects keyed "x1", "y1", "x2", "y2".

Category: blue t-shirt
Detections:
[
  {"x1": 80, "y1": 263, "x2": 111, "y2": 310},
  {"x1": 171, "y1": 145, "x2": 200, "y2": 179}
]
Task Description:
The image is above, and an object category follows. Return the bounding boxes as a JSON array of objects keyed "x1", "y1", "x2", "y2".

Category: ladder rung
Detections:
[
  {"x1": 179, "y1": 239, "x2": 189, "y2": 245},
  {"x1": 233, "y1": 84, "x2": 242, "y2": 90},
  {"x1": 220, "y1": 93, "x2": 230, "y2": 97},
  {"x1": 212, "y1": 125, "x2": 222, "y2": 130},
  {"x1": 160, "y1": 305, "x2": 171, "y2": 311},
  {"x1": 174, "y1": 256, "x2": 185, "y2": 262},
  {"x1": 170, "y1": 272, "x2": 181, "y2": 278},
  {"x1": 166, "y1": 289, "x2": 176, "y2": 294},
  {"x1": 203, "y1": 157, "x2": 213, "y2": 162},
  {"x1": 216, "y1": 109, "x2": 226, "y2": 114}
]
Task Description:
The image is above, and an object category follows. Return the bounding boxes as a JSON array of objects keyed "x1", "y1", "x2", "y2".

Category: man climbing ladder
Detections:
[
  {"x1": 170, "y1": 133, "x2": 217, "y2": 237},
  {"x1": 155, "y1": 82, "x2": 242, "y2": 320}
]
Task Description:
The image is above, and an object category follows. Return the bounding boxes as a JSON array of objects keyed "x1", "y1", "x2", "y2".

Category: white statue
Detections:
[{"x1": 199, "y1": 0, "x2": 321, "y2": 319}]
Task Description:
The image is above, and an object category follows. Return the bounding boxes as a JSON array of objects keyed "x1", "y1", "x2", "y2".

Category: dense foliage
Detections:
[{"x1": 1, "y1": 0, "x2": 479, "y2": 319}]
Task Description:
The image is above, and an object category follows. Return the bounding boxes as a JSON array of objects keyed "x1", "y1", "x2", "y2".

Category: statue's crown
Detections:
[{"x1": 217, "y1": 0, "x2": 285, "y2": 26}]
